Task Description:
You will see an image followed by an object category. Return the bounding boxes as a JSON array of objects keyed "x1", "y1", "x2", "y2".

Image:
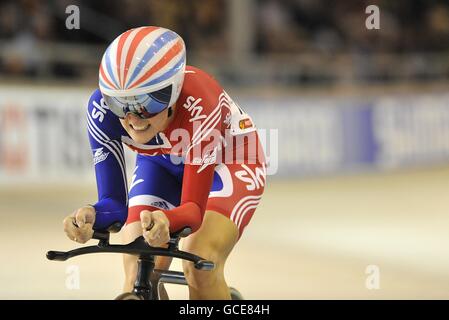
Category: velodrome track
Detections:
[{"x1": 1, "y1": 166, "x2": 449, "y2": 299}]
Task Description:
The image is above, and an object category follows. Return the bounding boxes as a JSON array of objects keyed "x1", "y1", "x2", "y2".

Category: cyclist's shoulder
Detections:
[
  {"x1": 87, "y1": 89, "x2": 107, "y2": 112},
  {"x1": 184, "y1": 65, "x2": 214, "y2": 79},
  {"x1": 87, "y1": 88, "x2": 124, "y2": 135},
  {"x1": 87, "y1": 88, "x2": 105, "y2": 107},
  {"x1": 179, "y1": 66, "x2": 224, "y2": 115},
  {"x1": 183, "y1": 66, "x2": 221, "y2": 90}
]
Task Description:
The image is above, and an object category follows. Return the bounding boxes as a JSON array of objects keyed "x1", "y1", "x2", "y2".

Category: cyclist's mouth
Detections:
[{"x1": 130, "y1": 123, "x2": 150, "y2": 132}]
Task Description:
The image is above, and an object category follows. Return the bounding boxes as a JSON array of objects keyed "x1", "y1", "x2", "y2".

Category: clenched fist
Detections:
[
  {"x1": 63, "y1": 206, "x2": 96, "y2": 244},
  {"x1": 140, "y1": 210, "x2": 170, "y2": 247}
]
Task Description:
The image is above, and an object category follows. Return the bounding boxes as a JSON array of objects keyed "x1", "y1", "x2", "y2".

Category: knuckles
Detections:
[
  {"x1": 62, "y1": 213, "x2": 94, "y2": 243},
  {"x1": 139, "y1": 210, "x2": 170, "y2": 247}
]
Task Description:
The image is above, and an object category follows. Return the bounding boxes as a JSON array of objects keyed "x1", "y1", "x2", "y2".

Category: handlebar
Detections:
[{"x1": 46, "y1": 226, "x2": 215, "y2": 271}]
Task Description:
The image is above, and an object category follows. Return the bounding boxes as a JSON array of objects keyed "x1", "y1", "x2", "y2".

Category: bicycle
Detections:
[{"x1": 46, "y1": 223, "x2": 244, "y2": 300}]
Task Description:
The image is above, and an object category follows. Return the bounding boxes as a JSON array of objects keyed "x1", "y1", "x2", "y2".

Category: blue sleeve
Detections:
[{"x1": 86, "y1": 89, "x2": 129, "y2": 230}]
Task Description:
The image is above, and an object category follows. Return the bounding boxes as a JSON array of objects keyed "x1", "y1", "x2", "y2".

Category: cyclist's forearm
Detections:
[
  {"x1": 87, "y1": 89, "x2": 129, "y2": 231},
  {"x1": 161, "y1": 202, "x2": 201, "y2": 233},
  {"x1": 92, "y1": 198, "x2": 128, "y2": 230}
]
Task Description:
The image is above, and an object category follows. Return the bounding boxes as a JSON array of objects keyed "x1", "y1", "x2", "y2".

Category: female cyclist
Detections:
[{"x1": 62, "y1": 26, "x2": 266, "y2": 300}]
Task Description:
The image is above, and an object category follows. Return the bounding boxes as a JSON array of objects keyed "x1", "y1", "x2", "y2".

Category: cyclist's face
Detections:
[{"x1": 120, "y1": 107, "x2": 171, "y2": 144}]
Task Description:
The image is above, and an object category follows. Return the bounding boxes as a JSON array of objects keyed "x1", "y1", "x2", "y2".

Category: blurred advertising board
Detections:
[
  {"x1": 0, "y1": 86, "x2": 448, "y2": 183},
  {"x1": 241, "y1": 93, "x2": 449, "y2": 177}
]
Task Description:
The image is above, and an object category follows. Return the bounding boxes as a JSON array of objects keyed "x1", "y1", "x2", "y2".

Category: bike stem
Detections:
[{"x1": 133, "y1": 254, "x2": 156, "y2": 300}]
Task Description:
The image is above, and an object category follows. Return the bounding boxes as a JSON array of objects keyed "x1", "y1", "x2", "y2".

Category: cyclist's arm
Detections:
[
  {"x1": 158, "y1": 70, "x2": 226, "y2": 233},
  {"x1": 86, "y1": 90, "x2": 128, "y2": 230},
  {"x1": 160, "y1": 99, "x2": 224, "y2": 232},
  {"x1": 160, "y1": 163, "x2": 216, "y2": 232}
]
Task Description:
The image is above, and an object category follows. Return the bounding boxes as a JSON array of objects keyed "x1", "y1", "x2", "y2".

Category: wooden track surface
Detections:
[{"x1": 1, "y1": 166, "x2": 449, "y2": 299}]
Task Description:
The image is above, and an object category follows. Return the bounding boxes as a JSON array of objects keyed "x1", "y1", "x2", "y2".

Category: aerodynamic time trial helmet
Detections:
[{"x1": 99, "y1": 26, "x2": 186, "y2": 119}]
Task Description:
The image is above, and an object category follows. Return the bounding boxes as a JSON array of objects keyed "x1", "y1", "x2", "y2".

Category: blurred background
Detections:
[{"x1": 1, "y1": 0, "x2": 449, "y2": 299}]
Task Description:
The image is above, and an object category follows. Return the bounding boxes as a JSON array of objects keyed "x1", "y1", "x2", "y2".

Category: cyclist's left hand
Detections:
[{"x1": 140, "y1": 210, "x2": 170, "y2": 247}]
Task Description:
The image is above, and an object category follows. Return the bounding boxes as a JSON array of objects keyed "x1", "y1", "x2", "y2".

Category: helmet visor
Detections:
[{"x1": 103, "y1": 85, "x2": 172, "y2": 119}]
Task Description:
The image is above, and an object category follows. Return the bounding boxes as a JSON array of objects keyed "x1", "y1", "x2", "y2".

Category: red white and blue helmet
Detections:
[{"x1": 99, "y1": 26, "x2": 186, "y2": 118}]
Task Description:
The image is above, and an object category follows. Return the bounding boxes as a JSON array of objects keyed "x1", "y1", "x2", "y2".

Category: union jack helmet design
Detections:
[{"x1": 99, "y1": 26, "x2": 186, "y2": 117}]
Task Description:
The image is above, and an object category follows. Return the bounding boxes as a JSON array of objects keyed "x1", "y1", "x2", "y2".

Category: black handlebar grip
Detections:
[
  {"x1": 107, "y1": 222, "x2": 123, "y2": 233},
  {"x1": 92, "y1": 231, "x2": 109, "y2": 241},
  {"x1": 46, "y1": 251, "x2": 69, "y2": 261},
  {"x1": 195, "y1": 260, "x2": 215, "y2": 271},
  {"x1": 178, "y1": 227, "x2": 192, "y2": 238},
  {"x1": 171, "y1": 227, "x2": 192, "y2": 239},
  {"x1": 92, "y1": 222, "x2": 123, "y2": 241}
]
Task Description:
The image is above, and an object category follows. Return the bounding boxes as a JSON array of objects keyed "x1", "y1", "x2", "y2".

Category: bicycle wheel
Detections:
[
  {"x1": 229, "y1": 287, "x2": 244, "y2": 300},
  {"x1": 115, "y1": 292, "x2": 143, "y2": 300}
]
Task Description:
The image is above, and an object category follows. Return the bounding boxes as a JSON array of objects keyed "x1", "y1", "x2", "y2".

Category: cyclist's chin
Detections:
[{"x1": 120, "y1": 118, "x2": 158, "y2": 144}]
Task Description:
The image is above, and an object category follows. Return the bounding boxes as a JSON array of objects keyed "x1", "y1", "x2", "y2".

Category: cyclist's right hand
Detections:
[{"x1": 63, "y1": 206, "x2": 96, "y2": 244}]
